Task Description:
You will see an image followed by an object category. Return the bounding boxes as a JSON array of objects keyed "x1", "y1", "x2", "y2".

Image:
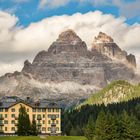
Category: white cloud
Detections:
[
  {"x1": 113, "y1": 0, "x2": 140, "y2": 19},
  {"x1": 0, "y1": 10, "x2": 140, "y2": 76},
  {"x1": 39, "y1": 0, "x2": 70, "y2": 9}
]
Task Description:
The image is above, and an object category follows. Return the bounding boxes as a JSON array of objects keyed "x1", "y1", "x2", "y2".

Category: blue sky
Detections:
[{"x1": 0, "y1": 0, "x2": 140, "y2": 26}]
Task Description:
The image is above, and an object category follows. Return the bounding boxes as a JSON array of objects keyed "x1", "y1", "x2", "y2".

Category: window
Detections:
[
  {"x1": 11, "y1": 120, "x2": 15, "y2": 124},
  {"x1": 32, "y1": 109, "x2": 36, "y2": 112},
  {"x1": 5, "y1": 127, "x2": 7, "y2": 131},
  {"x1": 56, "y1": 127, "x2": 59, "y2": 131},
  {"x1": 48, "y1": 114, "x2": 51, "y2": 118},
  {"x1": 43, "y1": 114, "x2": 45, "y2": 118},
  {"x1": 48, "y1": 109, "x2": 51, "y2": 112},
  {"x1": 37, "y1": 114, "x2": 41, "y2": 118},
  {"x1": 38, "y1": 109, "x2": 41, "y2": 112},
  {"x1": 56, "y1": 114, "x2": 59, "y2": 118},
  {"x1": 48, "y1": 127, "x2": 51, "y2": 131},
  {"x1": 0, "y1": 109, "x2": 3, "y2": 112},
  {"x1": 52, "y1": 109, "x2": 54, "y2": 112},
  {"x1": 5, "y1": 114, "x2": 7, "y2": 118},
  {"x1": 56, "y1": 109, "x2": 59, "y2": 112},
  {"x1": 27, "y1": 108, "x2": 29, "y2": 112},
  {"x1": 4, "y1": 120, "x2": 8, "y2": 124},
  {"x1": 42, "y1": 109, "x2": 46, "y2": 112},
  {"x1": 56, "y1": 120, "x2": 59, "y2": 124},
  {"x1": 33, "y1": 114, "x2": 36, "y2": 119},
  {"x1": 11, "y1": 114, "x2": 15, "y2": 118},
  {"x1": 0, "y1": 114, "x2": 3, "y2": 118},
  {"x1": 48, "y1": 120, "x2": 51, "y2": 124},
  {"x1": 5, "y1": 109, "x2": 8, "y2": 112},
  {"x1": 11, "y1": 127, "x2": 15, "y2": 131},
  {"x1": 11, "y1": 108, "x2": 15, "y2": 112},
  {"x1": 43, "y1": 120, "x2": 45, "y2": 124},
  {"x1": 42, "y1": 127, "x2": 46, "y2": 131}
]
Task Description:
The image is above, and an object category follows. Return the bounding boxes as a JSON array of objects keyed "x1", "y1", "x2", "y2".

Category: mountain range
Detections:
[{"x1": 0, "y1": 29, "x2": 139, "y2": 108}]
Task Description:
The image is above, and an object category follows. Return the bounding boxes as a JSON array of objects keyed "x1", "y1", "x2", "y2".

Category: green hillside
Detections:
[{"x1": 79, "y1": 80, "x2": 140, "y2": 107}]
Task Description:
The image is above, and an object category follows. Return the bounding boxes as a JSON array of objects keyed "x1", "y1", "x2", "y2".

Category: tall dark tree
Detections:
[
  {"x1": 105, "y1": 112, "x2": 118, "y2": 140},
  {"x1": 84, "y1": 116, "x2": 95, "y2": 140},
  {"x1": 17, "y1": 105, "x2": 31, "y2": 136},
  {"x1": 94, "y1": 110, "x2": 108, "y2": 140},
  {"x1": 31, "y1": 118, "x2": 38, "y2": 136},
  {"x1": 119, "y1": 111, "x2": 140, "y2": 140}
]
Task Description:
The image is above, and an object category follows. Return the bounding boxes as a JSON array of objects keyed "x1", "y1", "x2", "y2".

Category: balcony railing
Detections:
[
  {"x1": 37, "y1": 116, "x2": 42, "y2": 120},
  {"x1": 15, "y1": 123, "x2": 18, "y2": 126},
  {"x1": 0, "y1": 130, "x2": 4, "y2": 133},
  {"x1": 51, "y1": 123, "x2": 56, "y2": 127},
  {"x1": 0, "y1": 122, "x2": 4, "y2": 126},
  {"x1": 0, "y1": 116, "x2": 4, "y2": 120},
  {"x1": 37, "y1": 123, "x2": 42, "y2": 126}
]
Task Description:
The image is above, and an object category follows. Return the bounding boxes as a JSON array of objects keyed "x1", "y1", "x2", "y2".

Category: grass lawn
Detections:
[{"x1": 0, "y1": 136, "x2": 87, "y2": 140}]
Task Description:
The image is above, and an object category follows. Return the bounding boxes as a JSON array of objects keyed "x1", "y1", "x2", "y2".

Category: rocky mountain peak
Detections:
[
  {"x1": 92, "y1": 32, "x2": 136, "y2": 67},
  {"x1": 56, "y1": 29, "x2": 82, "y2": 44},
  {"x1": 94, "y1": 32, "x2": 114, "y2": 43},
  {"x1": 47, "y1": 29, "x2": 87, "y2": 56}
]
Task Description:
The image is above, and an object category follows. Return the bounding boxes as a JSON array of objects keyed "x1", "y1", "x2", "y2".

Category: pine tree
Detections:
[
  {"x1": 31, "y1": 118, "x2": 38, "y2": 136},
  {"x1": 17, "y1": 105, "x2": 31, "y2": 136},
  {"x1": 119, "y1": 111, "x2": 140, "y2": 140},
  {"x1": 65, "y1": 120, "x2": 72, "y2": 135},
  {"x1": 94, "y1": 110, "x2": 118, "y2": 140},
  {"x1": 94, "y1": 111, "x2": 107, "y2": 140},
  {"x1": 105, "y1": 112, "x2": 118, "y2": 140},
  {"x1": 84, "y1": 116, "x2": 95, "y2": 140},
  {"x1": 70, "y1": 127, "x2": 77, "y2": 136}
]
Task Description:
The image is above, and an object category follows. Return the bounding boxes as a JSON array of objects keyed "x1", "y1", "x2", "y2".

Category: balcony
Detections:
[
  {"x1": 51, "y1": 115, "x2": 56, "y2": 120},
  {"x1": 51, "y1": 123, "x2": 56, "y2": 127},
  {"x1": 0, "y1": 122, "x2": 4, "y2": 126},
  {"x1": 0, "y1": 130, "x2": 4, "y2": 134},
  {"x1": 37, "y1": 123, "x2": 42, "y2": 126},
  {"x1": 37, "y1": 116, "x2": 42, "y2": 120},
  {"x1": 0, "y1": 116, "x2": 4, "y2": 120},
  {"x1": 15, "y1": 123, "x2": 18, "y2": 126}
]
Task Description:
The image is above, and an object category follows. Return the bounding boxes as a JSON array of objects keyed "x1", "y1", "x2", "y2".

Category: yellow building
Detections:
[{"x1": 0, "y1": 96, "x2": 61, "y2": 135}]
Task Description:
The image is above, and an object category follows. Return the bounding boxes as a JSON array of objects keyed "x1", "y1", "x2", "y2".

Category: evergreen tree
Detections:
[
  {"x1": 65, "y1": 120, "x2": 72, "y2": 135},
  {"x1": 105, "y1": 112, "x2": 119, "y2": 140},
  {"x1": 70, "y1": 127, "x2": 78, "y2": 136},
  {"x1": 119, "y1": 111, "x2": 140, "y2": 140},
  {"x1": 31, "y1": 118, "x2": 38, "y2": 136},
  {"x1": 17, "y1": 105, "x2": 31, "y2": 136},
  {"x1": 84, "y1": 116, "x2": 95, "y2": 140},
  {"x1": 94, "y1": 111, "x2": 118, "y2": 140}
]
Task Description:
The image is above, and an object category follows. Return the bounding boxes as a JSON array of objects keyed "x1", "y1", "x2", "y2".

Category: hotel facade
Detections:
[{"x1": 0, "y1": 96, "x2": 61, "y2": 135}]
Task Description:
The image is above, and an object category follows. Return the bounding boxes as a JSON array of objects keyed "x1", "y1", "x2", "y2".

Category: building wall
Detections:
[{"x1": 0, "y1": 102, "x2": 61, "y2": 135}]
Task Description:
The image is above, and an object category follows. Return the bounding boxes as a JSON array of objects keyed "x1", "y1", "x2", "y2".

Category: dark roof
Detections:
[{"x1": 0, "y1": 96, "x2": 61, "y2": 109}]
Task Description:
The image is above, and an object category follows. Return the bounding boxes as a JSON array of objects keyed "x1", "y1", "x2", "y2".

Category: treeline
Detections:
[{"x1": 62, "y1": 97, "x2": 140, "y2": 139}]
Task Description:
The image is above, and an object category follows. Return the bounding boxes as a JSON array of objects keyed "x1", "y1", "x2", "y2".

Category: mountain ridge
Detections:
[{"x1": 0, "y1": 29, "x2": 139, "y2": 107}]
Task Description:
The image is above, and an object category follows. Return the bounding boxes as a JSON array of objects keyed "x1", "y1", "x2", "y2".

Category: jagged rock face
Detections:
[
  {"x1": 92, "y1": 32, "x2": 136, "y2": 67},
  {"x1": 0, "y1": 30, "x2": 140, "y2": 108}
]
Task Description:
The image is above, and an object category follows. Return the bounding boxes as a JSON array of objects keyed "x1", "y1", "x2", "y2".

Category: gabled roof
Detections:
[{"x1": 0, "y1": 96, "x2": 61, "y2": 109}]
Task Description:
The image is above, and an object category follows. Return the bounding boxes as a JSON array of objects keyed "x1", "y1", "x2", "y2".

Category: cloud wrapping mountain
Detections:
[{"x1": 0, "y1": 10, "x2": 140, "y2": 75}]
